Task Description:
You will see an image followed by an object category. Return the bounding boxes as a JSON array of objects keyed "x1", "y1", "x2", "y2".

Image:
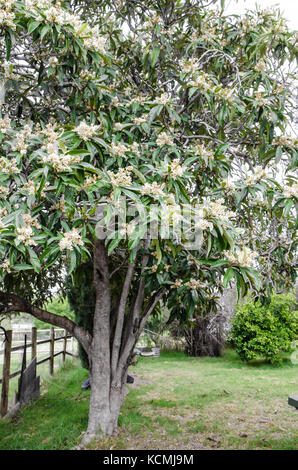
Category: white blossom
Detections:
[
  {"x1": 16, "y1": 226, "x2": 37, "y2": 246},
  {"x1": 74, "y1": 121, "x2": 99, "y2": 141},
  {"x1": 59, "y1": 228, "x2": 84, "y2": 251}
]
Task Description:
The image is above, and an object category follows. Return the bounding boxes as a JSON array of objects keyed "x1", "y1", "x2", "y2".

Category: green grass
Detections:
[{"x1": 0, "y1": 349, "x2": 297, "y2": 450}]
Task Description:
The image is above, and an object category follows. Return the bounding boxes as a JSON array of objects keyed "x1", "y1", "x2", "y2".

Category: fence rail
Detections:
[{"x1": 0, "y1": 327, "x2": 76, "y2": 417}]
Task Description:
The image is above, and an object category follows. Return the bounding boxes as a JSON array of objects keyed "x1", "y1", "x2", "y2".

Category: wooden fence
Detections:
[{"x1": 0, "y1": 327, "x2": 76, "y2": 417}]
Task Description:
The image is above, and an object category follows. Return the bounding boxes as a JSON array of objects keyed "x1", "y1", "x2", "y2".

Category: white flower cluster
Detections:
[
  {"x1": 141, "y1": 181, "x2": 165, "y2": 197},
  {"x1": 43, "y1": 143, "x2": 81, "y2": 172},
  {"x1": 119, "y1": 221, "x2": 136, "y2": 237},
  {"x1": 48, "y1": 56, "x2": 59, "y2": 67},
  {"x1": 79, "y1": 69, "x2": 96, "y2": 81},
  {"x1": 283, "y1": 183, "x2": 298, "y2": 199},
  {"x1": 20, "y1": 179, "x2": 49, "y2": 197},
  {"x1": 254, "y1": 58, "x2": 266, "y2": 72},
  {"x1": 40, "y1": 121, "x2": 62, "y2": 142},
  {"x1": 59, "y1": 228, "x2": 83, "y2": 251},
  {"x1": 180, "y1": 58, "x2": 200, "y2": 74},
  {"x1": 24, "y1": 0, "x2": 50, "y2": 9},
  {"x1": 50, "y1": 198, "x2": 66, "y2": 213},
  {"x1": 161, "y1": 201, "x2": 182, "y2": 225},
  {"x1": 23, "y1": 213, "x2": 41, "y2": 230},
  {"x1": 223, "y1": 246, "x2": 258, "y2": 268},
  {"x1": 245, "y1": 165, "x2": 267, "y2": 185},
  {"x1": 80, "y1": 174, "x2": 100, "y2": 191},
  {"x1": 130, "y1": 142, "x2": 140, "y2": 156},
  {"x1": 83, "y1": 34, "x2": 106, "y2": 54},
  {"x1": 0, "y1": 157, "x2": 20, "y2": 175},
  {"x1": 0, "y1": 0, "x2": 15, "y2": 29},
  {"x1": 21, "y1": 1, "x2": 107, "y2": 54},
  {"x1": 3, "y1": 62, "x2": 18, "y2": 80},
  {"x1": 170, "y1": 278, "x2": 205, "y2": 290},
  {"x1": 254, "y1": 91, "x2": 270, "y2": 107},
  {"x1": 39, "y1": 121, "x2": 80, "y2": 171},
  {"x1": 170, "y1": 279, "x2": 183, "y2": 289},
  {"x1": 193, "y1": 143, "x2": 214, "y2": 159},
  {"x1": 15, "y1": 212, "x2": 41, "y2": 247},
  {"x1": 0, "y1": 259, "x2": 10, "y2": 273},
  {"x1": 153, "y1": 93, "x2": 170, "y2": 105},
  {"x1": 156, "y1": 132, "x2": 174, "y2": 147},
  {"x1": 107, "y1": 167, "x2": 132, "y2": 187},
  {"x1": 142, "y1": 13, "x2": 164, "y2": 30},
  {"x1": 0, "y1": 207, "x2": 8, "y2": 218},
  {"x1": 128, "y1": 95, "x2": 148, "y2": 106},
  {"x1": 185, "y1": 278, "x2": 206, "y2": 290},
  {"x1": 222, "y1": 179, "x2": 236, "y2": 193},
  {"x1": 0, "y1": 117, "x2": 11, "y2": 133},
  {"x1": 203, "y1": 198, "x2": 235, "y2": 221},
  {"x1": 133, "y1": 115, "x2": 147, "y2": 125},
  {"x1": 189, "y1": 72, "x2": 235, "y2": 103},
  {"x1": 11, "y1": 125, "x2": 32, "y2": 155},
  {"x1": 111, "y1": 142, "x2": 129, "y2": 158},
  {"x1": 272, "y1": 134, "x2": 297, "y2": 148},
  {"x1": 16, "y1": 226, "x2": 37, "y2": 246},
  {"x1": 169, "y1": 159, "x2": 186, "y2": 179},
  {"x1": 195, "y1": 218, "x2": 213, "y2": 231},
  {"x1": 114, "y1": 123, "x2": 124, "y2": 131},
  {"x1": 0, "y1": 207, "x2": 7, "y2": 228},
  {"x1": 74, "y1": 121, "x2": 99, "y2": 141},
  {"x1": 0, "y1": 185, "x2": 9, "y2": 198}
]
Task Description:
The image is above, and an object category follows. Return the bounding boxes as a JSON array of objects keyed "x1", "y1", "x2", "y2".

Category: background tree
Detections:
[{"x1": 0, "y1": 0, "x2": 297, "y2": 442}]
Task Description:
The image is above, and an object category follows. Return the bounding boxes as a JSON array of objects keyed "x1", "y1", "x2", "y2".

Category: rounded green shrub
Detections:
[{"x1": 230, "y1": 293, "x2": 298, "y2": 364}]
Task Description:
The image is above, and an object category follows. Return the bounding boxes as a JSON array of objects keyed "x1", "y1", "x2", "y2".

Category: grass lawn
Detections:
[{"x1": 0, "y1": 349, "x2": 297, "y2": 450}]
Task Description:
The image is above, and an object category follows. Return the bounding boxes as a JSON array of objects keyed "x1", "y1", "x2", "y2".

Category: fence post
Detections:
[
  {"x1": 49, "y1": 327, "x2": 54, "y2": 375},
  {"x1": 31, "y1": 327, "x2": 37, "y2": 360},
  {"x1": 63, "y1": 329, "x2": 67, "y2": 363},
  {"x1": 0, "y1": 330, "x2": 12, "y2": 417}
]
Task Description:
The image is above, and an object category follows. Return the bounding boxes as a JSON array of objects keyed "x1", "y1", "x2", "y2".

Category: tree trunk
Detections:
[{"x1": 82, "y1": 240, "x2": 129, "y2": 442}]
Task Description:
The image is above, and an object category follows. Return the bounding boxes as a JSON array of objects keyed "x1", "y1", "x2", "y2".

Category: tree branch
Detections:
[
  {"x1": 0, "y1": 291, "x2": 92, "y2": 355},
  {"x1": 111, "y1": 256, "x2": 137, "y2": 377}
]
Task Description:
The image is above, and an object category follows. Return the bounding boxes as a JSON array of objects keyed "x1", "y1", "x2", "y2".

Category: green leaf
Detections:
[
  {"x1": 223, "y1": 268, "x2": 236, "y2": 288},
  {"x1": 28, "y1": 20, "x2": 41, "y2": 34},
  {"x1": 13, "y1": 264, "x2": 34, "y2": 271},
  {"x1": 107, "y1": 235, "x2": 121, "y2": 255},
  {"x1": 5, "y1": 30, "x2": 13, "y2": 61},
  {"x1": 28, "y1": 248, "x2": 41, "y2": 273},
  {"x1": 150, "y1": 46, "x2": 160, "y2": 68},
  {"x1": 68, "y1": 249, "x2": 77, "y2": 274},
  {"x1": 198, "y1": 259, "x2": 227, "y2": 268}
]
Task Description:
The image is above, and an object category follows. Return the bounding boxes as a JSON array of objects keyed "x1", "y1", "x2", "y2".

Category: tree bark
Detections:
[{"x1": 84, "y1": 240, "x2": 128, "y2": 441}]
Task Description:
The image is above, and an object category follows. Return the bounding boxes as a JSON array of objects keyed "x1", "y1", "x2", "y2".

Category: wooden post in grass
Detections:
[
  {"x1": 31, "y1": 327, "x2": 37, "y2": 360},
  {"x1": 50, "y1": 327, "x2": 55, "y2": 375},
  {"x1": 0, "y1": 330, "x2": 12, "y2": 417},
  {"x1": 63, "y1": 329, "x2": 67, "y2": 363}
]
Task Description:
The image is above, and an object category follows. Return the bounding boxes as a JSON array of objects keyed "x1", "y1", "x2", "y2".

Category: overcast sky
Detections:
[{"x1": 224, "y1": 0, "x2": 298, "y2": 28}]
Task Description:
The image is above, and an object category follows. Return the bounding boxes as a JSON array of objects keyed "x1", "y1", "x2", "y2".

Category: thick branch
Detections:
[
  {"x1": 118, "y1": 287, "x2": 166, "y2": 374},
  {"x1": 111, "y1": 257, "x2": 137, "y2": 378},
  {"x1": 0, "y1": 291, "x2": 92, "y2": 355}
]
